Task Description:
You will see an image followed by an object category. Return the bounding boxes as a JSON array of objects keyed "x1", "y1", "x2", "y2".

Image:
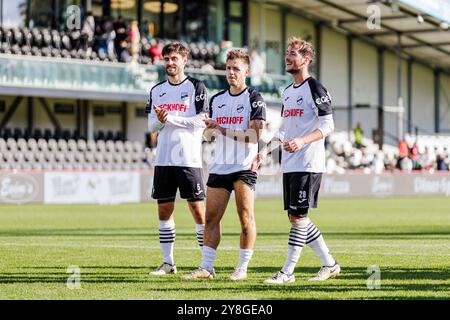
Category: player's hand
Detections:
[
  {"x1": 283, "y1": 137, "x2": 305, "y2": 153},
  {"x1": 204, "y1": 116, "x2": 218, "y2": 129},
  {"x1": 251, "y1": 151, "x2": 265, "y2": 172},
  {"x1": 153, "y1": 105, "x2": 168, "y2": 123}
]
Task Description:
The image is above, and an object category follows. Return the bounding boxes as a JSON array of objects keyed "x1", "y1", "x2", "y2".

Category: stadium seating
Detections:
[
  {"x1": 0, "y1": 135, "x2": 148, "y2": 171},
  {"x1": 0, "y1": 26, "x2": 220, "y2": 68},
  {"x1": 2, "y1": 128, "x2": 449, "y2": 171},
  {"x1": 0, "y1": 125, "x2": 152, "y2": 171}
]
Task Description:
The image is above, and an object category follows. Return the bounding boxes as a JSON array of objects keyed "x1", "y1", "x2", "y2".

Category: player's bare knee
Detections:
[
  {"x1": 288, "y1": 207, "x2": 309, "y2": 226},
  {"x1": 158, "y1": 203, "x2": 174, "y2": 220},
  {"x1": 240, "y1": 211, "x2": 255, "y2": 232},
  {"x1": 241, "y1": 222, "x2": 255, "y2": 236},
  {"x1": 188, "y1": 202, "x2": 205, "y2": 224},
  {"x1": 205, "y1": 212, "x2": 220, "y2": 226}
]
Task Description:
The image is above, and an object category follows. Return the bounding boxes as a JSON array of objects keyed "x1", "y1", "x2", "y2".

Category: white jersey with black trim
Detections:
[
  {"x1": 208, "y1": 87, "x2": 266, "y2": 174},
  {"x1": 145, "y1": 76, "x2": 208, "y2": 168},
  {"x1": 279, "y1": 77, "x2": 334, "y2": 173}
]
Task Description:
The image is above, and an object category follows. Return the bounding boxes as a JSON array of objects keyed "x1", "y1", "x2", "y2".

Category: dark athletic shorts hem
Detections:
[
  {"x1": 152, "y1": 166, "x2": 205, "y2": 201},
  {"x1": 206, "y1": 170, "x2": 257, "y2": 193},
  {"x1": 283, "y1": 172, "x2": 322, "y2": 210},
  {"x1": 157, "y1": 198, "x2": 202, "y2": 204}
]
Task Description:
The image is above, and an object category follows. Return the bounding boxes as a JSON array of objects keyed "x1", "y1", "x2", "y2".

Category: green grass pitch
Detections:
[{"x1": 0, "y1": 197, "x2": 449, "y2": 300}]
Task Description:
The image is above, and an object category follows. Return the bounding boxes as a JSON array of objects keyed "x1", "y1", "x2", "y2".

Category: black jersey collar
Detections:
[
  {"x1": 167, "y1": 76, "x2": 189, "y2": 86},
  {"x1": 293, "y1": 76, "x2": 312, "y2": 88},
  {"x1": 228, "y1": 87, "x2": 248, "y2": 97}
]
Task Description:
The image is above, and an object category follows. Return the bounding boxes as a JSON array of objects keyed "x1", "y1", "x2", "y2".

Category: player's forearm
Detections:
[
  {"x1": 166, "y1": 114, "x2": 206, "y2": 129},
  {"x1": 260, "y1": 139, "x2": 281, "y2": 157},
  {"x1": 297, "y1": 129, "x2": 324, "y2": 145},
  {"x1": 218, "y1": 127, "x2": 260, "y2": 144}
]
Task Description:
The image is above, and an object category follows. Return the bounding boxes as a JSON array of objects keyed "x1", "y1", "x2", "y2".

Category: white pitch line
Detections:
[{"x1": 1, "y1": 242, "x2": 449, "y2": 257}]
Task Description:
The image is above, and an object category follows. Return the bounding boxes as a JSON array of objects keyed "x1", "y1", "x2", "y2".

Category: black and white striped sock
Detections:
[
  {"x1": 306, "y1": 221, "x2": 335, "y2": 267},
  {"x1": 195, "y1": 224, "x2": 204, "y2": 249},
  {"x1": 281, "y1": 222, "x2": 308, "y2": 275},
  {"x1": 159, "y1": 220, "x2": 176, "y2": 265},
  {"x1": 305, "y1": 221, "x2": 322, "y2": 244}
]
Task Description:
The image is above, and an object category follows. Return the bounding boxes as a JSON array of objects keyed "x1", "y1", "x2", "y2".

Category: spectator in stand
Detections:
[
  {"x1": 129, "y1": 20, "x2": 141, "y2": 62},
  {"x1": 119, "y1": 40, "x2": 131, "y2": 63},
  {"x1": 113, "y1": 15, "x2": 128, "y2": 59},
  {"x1": 408, "y1": 137, "x2": 419, "y2": 170},
  {"x1": 81, "y1": 11, "x2": 95, "y2": 50},
  {"x1": 353, "y1": 122, "x2": 364, "y2": 149},
  {"x1": 419, "y1": 146, "x2": 435, "y2": 171},
  {"x1": 149, "y1": 39, "x2": 163, "y2": 63},
  {"x1": 436, "y1": 153, "x2": 449, "y2": 171},
  {"x1": 397, "y1": 137, "x2": 409, "y2": 169},
  {"x1": 97, "y1": 16, "x2": 115, "y2": 60}
]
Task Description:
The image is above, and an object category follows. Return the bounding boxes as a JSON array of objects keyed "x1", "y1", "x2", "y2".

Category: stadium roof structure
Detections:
[{"x1": 274, "y1": 0, "x2": 450, "y2": 74}]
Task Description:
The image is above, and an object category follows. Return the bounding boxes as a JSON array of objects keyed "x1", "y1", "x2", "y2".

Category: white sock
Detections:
[
  {"x1": 308, "y1": 235, "x2": 336, "y2": 267},
  {"x1": 158, "y1": 219, "x2": 175, "y2": 265},
  {"x1": 195, "y1": 224, "x2": 204, "y2": 250},
  {"x1": 281, "y1": 220, "x2": 308, "y2": 275},
  {"x1": 281, "y1": 245, "x2": 303, "y2": 275},
  {"x1": 306, "y1": 221, "x2": 335, "y2": 267},
  {"x1": 236, "y1": 248, "x2": 253, "y2": 271},
  {"x1": 200, "y1": 246, "x2": 216, "y2": 272}
]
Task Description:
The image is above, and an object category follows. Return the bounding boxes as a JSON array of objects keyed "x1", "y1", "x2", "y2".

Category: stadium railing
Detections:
[{"x1": 0, "y1": 53, "x2": 290, "y2": 103}]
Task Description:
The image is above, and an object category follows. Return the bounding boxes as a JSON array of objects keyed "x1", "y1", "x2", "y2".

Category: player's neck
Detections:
[
  {"x1": 292, "y1": 69, "x2": 311, "y2": 85},
  {"x1": 168, "y1": 73, "x2": 187, "y2": 85},
  {"x1": 229, "y1": 84, "x2": 247, "y2": 95}
]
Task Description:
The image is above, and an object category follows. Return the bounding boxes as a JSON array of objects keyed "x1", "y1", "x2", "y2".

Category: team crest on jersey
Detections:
[
  {"x1": 236, "y1": 104, "x2": 244, "y2": 113},
  {"x1": 180, "y1": 92, "x2": 189, "y2": 101},
  {"x1": 296, "y1": 96, "x2": 304, "y2": 106}
]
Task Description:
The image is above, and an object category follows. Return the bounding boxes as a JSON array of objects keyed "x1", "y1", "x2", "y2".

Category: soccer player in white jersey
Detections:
[
  {"x1": 146, "y1": 42, "x2": 208, "y2": 276},
  {"x1": 252, "y1": 37, "x2": 340, "y2": 284},
  {"x1": 182, "y1": 49, "x2": 266, "y2": 281}
]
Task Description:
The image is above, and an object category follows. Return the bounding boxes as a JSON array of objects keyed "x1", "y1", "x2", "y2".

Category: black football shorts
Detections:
[
  {"x1": 206, "y1": 170, "x2": 257, "y2": 193},
  {"x1": 152, "y1": 166, "x2": 205, "y2": 203},
  {"x1": 283, "y1": 172, "x2": 323, "y2": 210}
]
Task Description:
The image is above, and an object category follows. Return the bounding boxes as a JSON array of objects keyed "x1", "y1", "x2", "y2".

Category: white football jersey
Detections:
[
  {"x1": 208, "y1": 87, "x2": 266, "y2": 174},
  {"x1": 145, "y1": 76, "x2": 207, "y2": 168},
  {"x1": 279, "y1": 77, "x2": 333, "y2": 173}
]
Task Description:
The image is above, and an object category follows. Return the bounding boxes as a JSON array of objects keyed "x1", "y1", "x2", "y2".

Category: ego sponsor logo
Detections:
[
  {"x1": 0, "y1": 174, "x2": 39, "y2": 203},
  {"x1": 315, "y1": 95, "x2": 330, "y2": 105},
  {"x1": 195, "y1": 93, "x2": 206, "y2": 102},
  {"x1": 251, "y1": 100, "x2": 265, "y2": 109}
]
